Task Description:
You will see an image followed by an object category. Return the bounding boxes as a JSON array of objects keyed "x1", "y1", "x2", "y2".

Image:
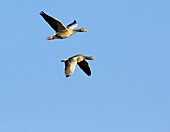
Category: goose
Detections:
[
  {"x1": 61, "y1": 54, "x2": 95, "y2": 77},
  {"x1": 40, "y1": 11, "x2": 88, "y2": 40}
]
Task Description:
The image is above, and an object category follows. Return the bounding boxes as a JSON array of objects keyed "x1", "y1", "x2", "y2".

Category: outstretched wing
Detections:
[
  {"x1": 40, "y1": 11, "x2": 67, "y2": 32},
  {"x1": 64, "y1": 59, "x2": 77, "y2": 77},
  {"x1": 78, "y1": 60, "x2": 91, "y2": 76},
  {"x1": 66, "y1": 20, "x2": 78, "y2": 29}
]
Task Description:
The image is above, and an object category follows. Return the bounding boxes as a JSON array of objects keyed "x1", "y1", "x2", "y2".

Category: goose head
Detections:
[
  {"x1": 61, "y1": 59, "x2": 67, "y2": 62},
  {"x1": 47, "y1": 35, "x2": 57, "y2": 40},
  {"x1": 75, "y1": 28, "x2": 88, "y2": 32},
  {"x1": 86, "y1": 56, "x2": 95, "y2": 60},
  {"x1": 80, "y1": 28, "x2": 88, "y2": 32}
]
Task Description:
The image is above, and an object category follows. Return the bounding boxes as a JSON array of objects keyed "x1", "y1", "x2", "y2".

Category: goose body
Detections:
[
  {"x1": 40, "y1": 11, "x2": 88, "y2": 40},
  {"x1": 61, "y1": 54, "x2": 94, "y2": 77}
]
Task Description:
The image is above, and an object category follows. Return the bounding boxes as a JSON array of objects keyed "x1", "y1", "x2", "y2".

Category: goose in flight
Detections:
[
  {"x1": 61, "y1": 54, "x2": 94, "y2": 77},
  {"x1": 40, "y1": 11, "x2": 88, "y2": 40}
]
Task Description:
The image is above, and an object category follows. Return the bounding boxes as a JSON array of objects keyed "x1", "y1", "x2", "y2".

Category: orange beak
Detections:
[{"x1": 47, "y1": 36, "x2": 55, "y2": 40}]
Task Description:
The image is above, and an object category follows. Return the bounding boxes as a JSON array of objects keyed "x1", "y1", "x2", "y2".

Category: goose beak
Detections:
[
  {"x1": 84, "y1": 29, "x2": 88, "y2": 32},
  {"x1": 47, "y1": 37, "x2": 53, "y2": 40},
  {"x1": 47, "y1": 35, "x2": 55, "y2": 40},
  {"x1": 90, "y1": 57, "x2": 95, "y2": 60},
  {"x1": 61, "y1": 60, "x2": 66, "y2": 62}
]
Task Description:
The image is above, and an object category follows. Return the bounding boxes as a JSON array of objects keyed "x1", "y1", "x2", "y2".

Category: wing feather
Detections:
[
  {"x1": 66, "y1": 20, "x2": 78, "y2": 29},
  {"x1": 64, "y1": 59, "x2": 77, "y2": 77},
  {"x1": 78, "y1": 60, "x2": 91, "y2": 76},
  {"x1": 40, "y1": 11, "x2": 67, "y2": 32}
]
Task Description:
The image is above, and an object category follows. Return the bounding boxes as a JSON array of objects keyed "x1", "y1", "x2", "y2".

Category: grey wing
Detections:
[
  {"x1": 77, "y1": 60, "x2": 91, "y2": 76},
  {"x1": 40, "y1": 11, "x2": 67, "y2": 32},
  {"x1": 64, "y1": 59, "x2": 77, "y2": 77},
  {"x1": 66, "y1": 20, "x2": 78, "y2": 29}
]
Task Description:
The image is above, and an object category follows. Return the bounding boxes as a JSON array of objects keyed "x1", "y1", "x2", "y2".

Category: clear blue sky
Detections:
[{"x1": 0, "y1": 0, "x2": 170, "y2": 132}]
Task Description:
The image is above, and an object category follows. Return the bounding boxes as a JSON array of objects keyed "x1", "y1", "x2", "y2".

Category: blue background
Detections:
[{"x1": 0, "y1": 0, "x2": 170, "y2": 132}]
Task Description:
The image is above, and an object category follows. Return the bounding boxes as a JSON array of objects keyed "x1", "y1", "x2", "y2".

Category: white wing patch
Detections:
[
  {"x1": 65, "y1": 58, "x2": 77, "y2": 76},
  {"x1": 67, "y1": 20, "x2": 78, "y2": 29},
  {"x1": 68, "y1": 23, "x2": 78, "y2": 29}
]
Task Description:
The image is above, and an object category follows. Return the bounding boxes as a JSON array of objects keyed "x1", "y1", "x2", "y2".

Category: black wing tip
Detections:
[
  {"x1": 84, "y1": 69, "x2": 91, "y2": 76},
  {"x1": 40, "y1": 11, "x2": 45, "y2": 15},
  {"x1": 87, "y1": 73, "x2": 91, "y2": 76},
  {"x1": 66, "y1": 75, "x2": 70, "y2": 78},
  {"x1": 73, "y1": 20, "x2": 77, "y2": 24}
]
